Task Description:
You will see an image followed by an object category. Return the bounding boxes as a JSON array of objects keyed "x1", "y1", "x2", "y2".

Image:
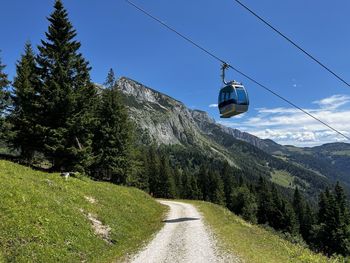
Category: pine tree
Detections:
[
  {"x1": 36, "y1": 0, "x2": 96, "y2": 172},
  {"x1": 280, "y1": 199, "x2": 298, "y2": 234},
  {"x1": 269, "y1": 185, "x2": 284, "y2": 230},
  {"x1": 0, "y1": 52, "x2": 10, "y2": 140},
  {"x1": 314, "y1": 184, "x2": 350, "y2": 256},
  {"x1": 230, "y1": 185, "x2": 257, "y2": 223},
  {"x1": 173, "y1": 168, "x2": 182, "y2": 198},
  {"x1": 190, "y1": 173, "x2": 201, "y2": 199},
  {"x1": 293, "y1": 187, "x2": 314, "y2": 240},
  {"x1": 303, "y1": 203, "x2": 315, "y2": 243},
  {"x1": 126, "y1": 147, "x2": 149, "y2": 191},
  {"x1": 197, "y1": 165, "x2": 210, "y2": 201},
  {"x1": 208, "y1": 171, "x2": 225, "y2": 205},
  {"x1": 158, "y1": 155, "x2": 176, "y2": 198},
  {"x1": 335, "y1": 182, "x2": 350, "y2": 225},
  {"x1": 331, "y1": 183, "x2": 350, "y2": 255},
  {"x1": 293, "y1": 187, "x2": 304, "y2": 231},
  {"x1": 181, "y1": 169, "x2": 200, "y2": 199},
  {"x1": 221, "y1": 162, "x2": 236, "y2": 208},
  {"x1": 104, "y1": 68, "x2": 116, "y2": 89},
  {"x1": 146, "y1": 146, "x2": 160, "y2": 196},
  {"x1": 92, "y1": 69, "x2": 132, "y2": 184},
  {"x1": 269, "y1": 185, "x2": 297, "y2": 234},
  {"x1": 9, "y1": 42, "x2": 41, "y2": 161},
  {"x1": 256, "y1": 177, "x2": 274, "y2": 225},
  {"x1": 317, "y1": 190, "x2": 329, "y2": 225},
  {"x1": 0, "y1": 53, "x2": 10, "y2": 112},
  {"x1": 181, "y1": 169, "x2": 190, "y2": 198}
]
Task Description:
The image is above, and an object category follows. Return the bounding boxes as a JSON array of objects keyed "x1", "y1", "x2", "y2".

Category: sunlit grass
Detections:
[
  {"x1": 0, "y1": 160, "x2": 166, "y2": 263},
  {"x1": 271, "y1": 170, "x2": 295, "y2": 188},
  {"x1": 189, "y1": 201, "x2": 339, "y2": 263}
]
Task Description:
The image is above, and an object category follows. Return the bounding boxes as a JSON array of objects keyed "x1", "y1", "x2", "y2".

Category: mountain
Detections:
[
  {"x1": 118, "y1": 77, "x2": 271, "y2": 149},
  {"x1": 268, "y1": 143, "x2": 350, "y2": 189},
  {"x1": 117, "y1": 77, "x2": 350, "y2": 198},
  {"x1": 117, "y1": 77, "x2": 200, "y2": 145}
]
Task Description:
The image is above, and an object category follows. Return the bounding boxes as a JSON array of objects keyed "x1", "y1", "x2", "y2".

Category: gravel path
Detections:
[{"x1": 129, "y1": 200, "x2": 240, "y2": 263}]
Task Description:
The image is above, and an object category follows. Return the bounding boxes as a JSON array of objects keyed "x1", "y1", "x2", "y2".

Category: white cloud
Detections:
[
  {"x1": 219, "y1": 94, "x2": 350, "y2": 146},
  {"x1": 209, "y1": 104, "x2": 218, "y2": 108},
  {"x1": 255, "y1": 107, "x2": 301, "y2": 114},
  {"x1": 313, "y1": 94, "x2": 350, "y2": 110}
]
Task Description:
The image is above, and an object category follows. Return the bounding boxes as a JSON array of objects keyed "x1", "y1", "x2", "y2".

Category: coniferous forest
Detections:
[{"x1": 1, "y1": 0, "x2": 350, "y2": 258}]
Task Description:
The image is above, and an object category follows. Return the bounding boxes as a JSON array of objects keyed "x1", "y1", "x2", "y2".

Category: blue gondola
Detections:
[{"x1": 218, "y1": 64, "x2": 249, "y2": 118}]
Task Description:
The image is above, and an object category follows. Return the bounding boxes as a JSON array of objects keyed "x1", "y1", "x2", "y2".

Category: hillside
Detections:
[
  {"x1": 267, "y1": 143, "x2": 350, "y2": 189},
  {"x1": 0, "y1": 160, "x2": 166, "y2": 263},
  {"x1": 189, "y1": 201, "x2": 337, "y2": 263},
  {"x1": 117, "y1": 77, "x2": 349, "y2": 200}
]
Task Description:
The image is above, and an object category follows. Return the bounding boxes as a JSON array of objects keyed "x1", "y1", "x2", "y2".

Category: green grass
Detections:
[
  {"x1": 284, "y1": 146, "x2": 311, "y2": 154},
  {"x1": 0, "y1": 160, "x2": 166, "y2": 263},
  {"x1": 271, "y1": 170, "x2": 295, "y2": 188},
  {"x1": 189, "y1": 201, "x2": 339, "y2": 263},
  {"x1": 332, "y1": 150, "x2": 350, "y2": 156}
]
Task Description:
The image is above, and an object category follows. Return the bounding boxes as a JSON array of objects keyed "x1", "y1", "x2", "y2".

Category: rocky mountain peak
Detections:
[
  {"x1": 118, "y1": 77, "x2": 183, "y2": 107},
  {"x1": 190, "y1": 109, "x2": 215, "y2": 125},
  {"x1": 116, "y1": 77, "x2": 278, "y2": 150},
  {"x1": 117, "y1": 77, "x2": 199, "y2": 145}
]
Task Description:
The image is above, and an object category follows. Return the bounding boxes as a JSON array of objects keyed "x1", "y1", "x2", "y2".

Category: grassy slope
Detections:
[
  {"x1": 189, "y1": 201, "x2": 335, "y2": 263},
  {"x1": 0, "y1": 160, "x2": 166, "y2": 263},
  {"x1": 271, "y1": 170, "x2": 295, "y2": 188}
]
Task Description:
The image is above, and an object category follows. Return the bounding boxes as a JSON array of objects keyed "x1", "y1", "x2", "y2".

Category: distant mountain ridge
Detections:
[{"x1": 116, "y1": 77, "x2": 350, "y2": 196}]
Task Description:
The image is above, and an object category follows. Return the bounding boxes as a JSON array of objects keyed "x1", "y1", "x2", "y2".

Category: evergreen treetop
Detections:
[
  {"x1": 0, "y1": 53, "x2": 11, "y2": 140},
  {"x1": 0, "y1": 53, "x2": 10, "y2": 114},
  {"x1": 104, "y1": 68, "x2": 116, "y2": 89},
  {"x1": 10, "y1": 42, "x2": 41, "y2": 160}
]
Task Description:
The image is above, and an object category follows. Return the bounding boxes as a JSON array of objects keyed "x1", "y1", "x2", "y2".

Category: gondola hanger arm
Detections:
[{"x1": 221, "y1": 63, "x2": 230, "y2": 85}]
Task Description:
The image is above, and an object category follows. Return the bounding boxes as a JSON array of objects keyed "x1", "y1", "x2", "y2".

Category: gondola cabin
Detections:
[{"x1": 218, "y1": 81, "x2": 249, "y2": 118}]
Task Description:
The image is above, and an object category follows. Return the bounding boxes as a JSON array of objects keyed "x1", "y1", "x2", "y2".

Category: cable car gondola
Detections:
[{"x1": 218, "y1": 63, "x2": 249, "y2": 118}]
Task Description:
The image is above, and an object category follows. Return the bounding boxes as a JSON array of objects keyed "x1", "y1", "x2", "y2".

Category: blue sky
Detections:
[{"x1": 1, "y1": 0, "x2": 350, "y2": 146}]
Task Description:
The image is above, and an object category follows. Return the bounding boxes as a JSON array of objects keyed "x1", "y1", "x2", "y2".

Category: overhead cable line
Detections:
[
  {"x1": 232, "y1": 0, "x2": 350, "y2": 88},
  {"x1": 125, "y1": 0, "x2": 350, "y2": 141}
]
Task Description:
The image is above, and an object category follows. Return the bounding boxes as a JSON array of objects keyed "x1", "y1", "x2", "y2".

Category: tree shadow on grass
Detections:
[{"x1": 163, "y1": 217, "x2": 200, "y2": 223}]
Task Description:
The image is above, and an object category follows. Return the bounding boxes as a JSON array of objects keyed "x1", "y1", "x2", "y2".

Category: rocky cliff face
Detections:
[
  {"x1": 117, "y1": 77, "x2": 275, "y2": 149},
  {"x1": 117, "y1": 77, "x2": 201, "y2": 145},
  {"x1": 190, "y1": 108, "x2": 275, "y2": 150}
]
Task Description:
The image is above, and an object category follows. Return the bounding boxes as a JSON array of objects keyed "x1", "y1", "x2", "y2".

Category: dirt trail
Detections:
[{"x1": 129, "y1": 200, "x2": 240, "y2": 263}]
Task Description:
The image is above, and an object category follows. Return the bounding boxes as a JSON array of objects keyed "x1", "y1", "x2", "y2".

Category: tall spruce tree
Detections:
[
  {"x1": 10, "y1": 43, "x2": 41, "y2": 161},
  {"x1": 181, "y1": 169, "x2": 200, "y2": 199},
  {"x1": 158, "y1": 155, "x2": 176, "y2": 198},
  {"x1": 230, "y1": 185, "x2": 258, "y2": 223},
  {"x1": 302, "y1": 203, "x2": 315, "y2": 243},
  {"x1": 314, "y1": 184, "x2": 350, "y2": 256},
  {"x1": 36, "y1": 0, "x2": 96, "y2": 172},
  {"x1": 256, "y1": 177, "x2": 274, "y2": 225},
  {"x1": 92, "y1": 69, "x2": 132, "y2": 184},
  {"x1": 293, "y1": 187, "x2": 304, "y2": 231},
  {"x1": 335, "y1": 182, "x2": 350, "y2": 225},
  {"x1": 0, "y1": 52, "x2": 10, "y2": 139},
  {"x1": 222, "y1": 162, "x2": 236, "y2": 208},
  {"x1": 293, "y1": 187, "x2": 314, "y2": 240},
  {"x1": 127, "y1": 147, "x2": 149, "y2": 192},
  {"x1": 197, "y1": 165, "x2": 210, "y2": 201},
  {"x1": 208, "y1": 171, "x2": 225, "y2": 205}
]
